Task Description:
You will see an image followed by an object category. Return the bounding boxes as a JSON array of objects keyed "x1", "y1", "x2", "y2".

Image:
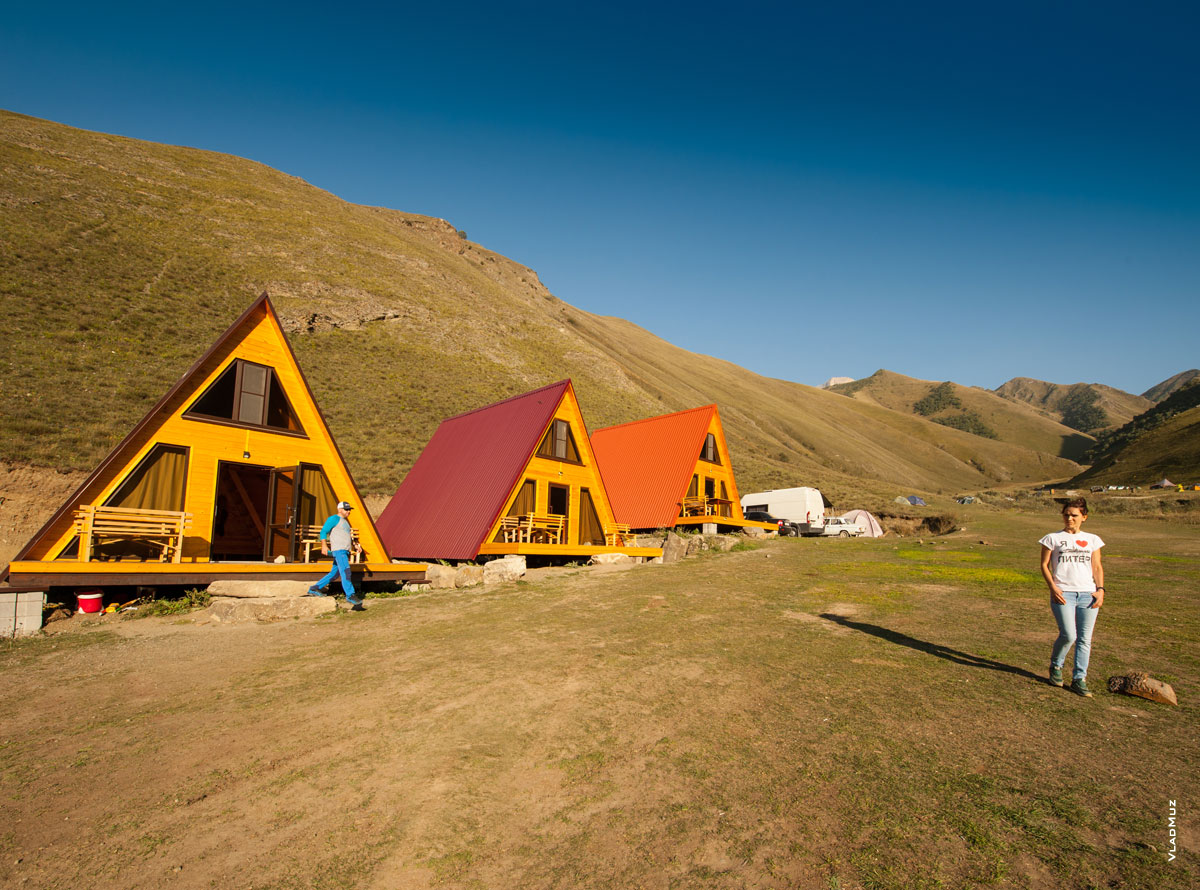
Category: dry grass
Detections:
[{"x1": 1, "y1": 510, "x2": 1196, "y2": 889}]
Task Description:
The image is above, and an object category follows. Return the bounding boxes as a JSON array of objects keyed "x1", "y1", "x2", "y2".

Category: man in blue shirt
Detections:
[{"x1": 306, "y1": 500, "x2": 365, "y2": 609}]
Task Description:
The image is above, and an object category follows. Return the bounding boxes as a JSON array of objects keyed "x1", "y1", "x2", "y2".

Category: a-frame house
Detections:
[
  {"x1": 590, "y1": 404, "x2": 776, "y2": 532},
  {"x1": 4, "y1": 295, "x2": 424, "y2": 588},
  {"x1": 376, "y1": 380, "x2": 662, "y2": 561}
]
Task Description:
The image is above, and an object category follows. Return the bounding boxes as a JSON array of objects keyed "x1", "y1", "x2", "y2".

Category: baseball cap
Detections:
[{"x1": 337, "y1": 501, "x2": 354, "y2": 511}]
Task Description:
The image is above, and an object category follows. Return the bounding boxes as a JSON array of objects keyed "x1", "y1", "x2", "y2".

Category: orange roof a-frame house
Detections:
[
  {"x1": 4, "y1": 295, "x2": 424, "y2": 588},
  {"x1": 590, "y1": 405, "x2": 775, "y2": 531},
  {"x1": 376, "y1": 380, "x2": 662, "y2": 561}
]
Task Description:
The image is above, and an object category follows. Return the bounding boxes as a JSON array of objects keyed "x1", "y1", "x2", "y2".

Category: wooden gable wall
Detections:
[{"x1": 21, "y1": 301, "x2": 387, "y2": 564}]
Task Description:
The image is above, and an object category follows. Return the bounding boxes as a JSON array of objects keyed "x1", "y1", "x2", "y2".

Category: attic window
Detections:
[
  {"x1": 185, "y1": 359, "x2": 304, "y2": 435},
  {"x1": 537, "y1": 419, "x2": 581, "y2": 463},
  {"x1": 700, "y1": 433, "x2": 721, "y2": 464}
]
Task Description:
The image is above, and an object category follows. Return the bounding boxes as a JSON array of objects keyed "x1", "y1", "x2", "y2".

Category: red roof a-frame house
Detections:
[{"x1": 376, "y1": 381, "x2": 661, "y2": 561}]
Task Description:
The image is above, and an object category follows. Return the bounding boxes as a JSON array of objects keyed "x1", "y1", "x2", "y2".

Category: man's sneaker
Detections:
[
  {"x1": 1070, "y1": 679, "x2": 1093, "y2": 698},
  {"x1": 1049, "y1": 665, "x2": 1064, "y2": 687},
  {"x1": 305, "y1": 587, "x2": 326, "y2": 597},
  {"x1": 349, "y1": 603, "x2": 366, "y2": 612}
]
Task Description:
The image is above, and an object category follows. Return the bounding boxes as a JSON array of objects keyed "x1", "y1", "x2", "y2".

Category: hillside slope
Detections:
[
  {"x1": 830, "y1": 370, "x2": 1094, "y2": 461},
  {"x1": 1141, "y1": 370, "x2": 1200, "y2": 403},
  {"x1": 1070, "y1": 382, "x2": 1200, "y2": 486},
  {"x1": 0, "y1": 110, "x2": 1082, "y2": 501},
  {"x1": 994, "y1": 377, "x2": 1153, "y2": 432}
]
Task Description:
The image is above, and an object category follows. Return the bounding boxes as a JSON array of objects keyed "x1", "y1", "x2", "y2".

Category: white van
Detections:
[{"x1": 740, "y1": 487, "x2": 827, "y2": 534}]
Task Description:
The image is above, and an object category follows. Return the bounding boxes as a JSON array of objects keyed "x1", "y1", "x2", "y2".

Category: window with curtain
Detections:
[
  {"x1": 579, "y1": 489, "x2": 604, "y2": 545},
  {"x1": 700, "y1": 433, "x2": 720, "y2": 464},
  {"x1": 106, "y1": 444, "x2": 189, "y2": 511},
  {"x1": 296, "y1": 464, "x2": 338, "y2": 527}
]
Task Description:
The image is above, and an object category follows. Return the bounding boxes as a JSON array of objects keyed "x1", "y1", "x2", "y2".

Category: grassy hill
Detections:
[
  {"x1": 1070, "y1": 381, "x2": 1200, "y2": 486},
  {"x1": 0, "y1": 110, "x2": 1084, "y2": 503},
  {"x1": 829, "y1": 370, "x2": 1095, "y2": 461},
  {"x1": 993, "y1": 376, "x2": 1153, "y2": 432},
  {"x1": 1141, "y1": 369, "x2": 1200, "y2": 403}
]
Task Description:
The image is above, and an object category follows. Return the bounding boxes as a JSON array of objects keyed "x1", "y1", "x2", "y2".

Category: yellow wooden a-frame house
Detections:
[{"x1": 5, "y1": 295, "x2": 424, "y2": 588}]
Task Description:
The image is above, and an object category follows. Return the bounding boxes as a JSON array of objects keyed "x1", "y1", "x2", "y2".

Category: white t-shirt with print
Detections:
[{"x1": 1039, "y1": 530, "x2": 1104, "y2": 592}]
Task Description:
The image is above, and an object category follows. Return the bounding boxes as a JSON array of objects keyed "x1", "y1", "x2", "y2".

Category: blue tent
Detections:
[{"x1": 907, "y1": 495, "x2": 927, "y2": 506}]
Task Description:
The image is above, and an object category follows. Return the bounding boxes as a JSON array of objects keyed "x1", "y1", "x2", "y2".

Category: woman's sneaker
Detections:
[
  {"x1": 1049, "y1": 666, "x2": 1064, "y2": 687},
  {"x1": 1070, "y1": 679, "x2": 1093, "y2": 697}
]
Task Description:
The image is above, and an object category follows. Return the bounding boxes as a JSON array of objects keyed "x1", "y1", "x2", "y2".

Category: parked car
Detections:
[
  {"x1": 818, "y1": 517, "x2": 865, "y2": 538},
  {"x1": 744, "y1": 510, "x2": 799, "y2": 536}
]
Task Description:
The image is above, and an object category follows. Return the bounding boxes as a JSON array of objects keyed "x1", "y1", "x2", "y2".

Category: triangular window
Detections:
[
  {"x1": 537, "y1": 419, "x2": 581, "y2": 463},
  {"x1": 700, "y1": 432, "x2": 721, "y2": 464},
  {"x1": 185, "y1": 359, "x2": 304, "y2": 434}
]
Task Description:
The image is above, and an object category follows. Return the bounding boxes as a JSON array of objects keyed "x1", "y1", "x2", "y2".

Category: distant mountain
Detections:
[
  {"x1": 1071, "y1": 381, "x2": 1200, "y2": 486},
  {"x1": 0, "y1": 109, "x2": 1085, "y2": 507},
  {"x1": 1141, "y1": 370, "x2": 1200, "y2": 403},
  {"x1": 830, "y1": 370, "x2": 1094, "y2": 461},
  {"x1": 993, "y1": 377, "x2": 1152, "y2": 433}
]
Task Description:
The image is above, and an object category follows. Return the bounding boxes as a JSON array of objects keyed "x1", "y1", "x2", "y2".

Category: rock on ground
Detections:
[
  {"x1": 661, "y1": 532, "x2": 688, "y2": 564},
  {"x1": 455, "y1": 565, "x2": 484, "y2": 588},
  {"x1": 206, "y1": 596, "x2": 336, "y2": 623},
  {"x1": 484, "y1": 556, "x2": 526, "y2": 585},
  {"x1": 206, "y1": 580, "x2": 314, "y2": 599},
  {"x1": 425, "y1": 564, "x2": 457, "y2": 589},
  {"x1": 589, "y1": 553, "x2": 632, "y2": 566}
]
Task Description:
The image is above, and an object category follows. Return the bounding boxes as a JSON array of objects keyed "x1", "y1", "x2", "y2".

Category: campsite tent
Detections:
[
  {"x1": 590, "y1": 405, "x2": 776, "y2": 532},
  {"x1": 894, "y1": 496, "x2": 911, "y2": 505},
  {"x1": 4, "y1": 295, "x2": 423, "y2": 588},
  {"x1": 906, "y1": 495, "x2": 928, "y2": 506},
  {"x1": 1150, "y1": 478, "x2": 1175, "y2": 489},
  {"x1": 840, "y1": 509, "x2": 884, "y2": 538},
  {"x1": 376, "y1": 380, "x2": 662, "y2": 561}
]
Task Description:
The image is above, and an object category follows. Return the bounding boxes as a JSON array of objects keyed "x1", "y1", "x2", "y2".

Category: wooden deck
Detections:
[
  {"x1": 477, "y1": 543, "x2": 663, "y2": 558},
  {"x1": 4, "y1": 560, "x2": 426, "y2": 587},
  {"x1": 674, "y1": 515, "x2": 779, "y2": 531}
]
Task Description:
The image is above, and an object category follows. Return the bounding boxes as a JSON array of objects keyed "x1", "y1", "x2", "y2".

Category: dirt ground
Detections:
[{"x1": 1, "y1": 511, "x2": 1197, "y2": 889}]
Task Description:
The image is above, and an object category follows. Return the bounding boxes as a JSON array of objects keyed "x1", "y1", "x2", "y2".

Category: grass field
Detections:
[{"x1": 1, "y1": 511, "x2": 1196, "y2": 889}]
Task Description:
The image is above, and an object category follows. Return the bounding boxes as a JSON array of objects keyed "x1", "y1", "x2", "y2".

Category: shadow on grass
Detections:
[{"x1": 820, "y1": 613, "x2": 1044, "y2": 682}]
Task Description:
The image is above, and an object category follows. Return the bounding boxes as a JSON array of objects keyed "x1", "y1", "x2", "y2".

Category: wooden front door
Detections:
[{"x1": 264, "y1": 465, "x2": 299, "y2": 561}]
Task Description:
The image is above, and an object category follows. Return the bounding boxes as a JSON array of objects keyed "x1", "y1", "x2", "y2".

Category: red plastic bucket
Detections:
[{"x1": 76, "y1": 590, "x2": 104, "y2": 613}]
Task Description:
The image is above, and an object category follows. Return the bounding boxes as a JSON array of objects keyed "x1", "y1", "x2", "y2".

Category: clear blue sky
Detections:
[{"x1": 4, "y1": 1, "x2": 1197, "y2": 394}]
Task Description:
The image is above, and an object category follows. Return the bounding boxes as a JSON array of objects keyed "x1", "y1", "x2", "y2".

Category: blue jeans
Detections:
[
  {"x1": 314, "y1": 550, "x2": 359, "y2": 602},
  {"x1": 1050, "y1": 590, "x2": 1099, "y2": 680}
]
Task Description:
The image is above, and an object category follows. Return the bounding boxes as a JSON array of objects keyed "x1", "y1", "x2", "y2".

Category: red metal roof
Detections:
[
  {"x1": 375, "y1": 381, "x2": 571, "y2": 560},
  {"x1": 590, "y1": 405, "x2": 718, "y2": 529}
]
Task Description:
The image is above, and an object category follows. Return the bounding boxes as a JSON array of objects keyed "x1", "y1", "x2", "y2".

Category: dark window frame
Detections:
[
  {"x1": 536, "y1": 418, "x2": 584, "y2": 466},
  {"x1": 183, "y1": 358, "x2": 308, "y2": 438},
  {"x1": 699, "y1": 432, "x2": 721, "y2": 465}
]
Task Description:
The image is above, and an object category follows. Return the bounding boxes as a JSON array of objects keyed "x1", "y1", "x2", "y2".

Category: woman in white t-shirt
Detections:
[{"x1": 1039, "y1": 498, "x2": 1105, "y2": 697}]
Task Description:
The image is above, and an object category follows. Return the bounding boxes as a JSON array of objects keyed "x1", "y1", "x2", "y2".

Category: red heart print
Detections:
[{"x1": 1075, "y1": 539, "x2": 1088, "y2": 547}]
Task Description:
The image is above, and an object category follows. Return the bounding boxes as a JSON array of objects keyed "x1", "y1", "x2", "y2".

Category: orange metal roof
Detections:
[{"x1": 590, "y1": 405, "x2": 718, "y2": 529}]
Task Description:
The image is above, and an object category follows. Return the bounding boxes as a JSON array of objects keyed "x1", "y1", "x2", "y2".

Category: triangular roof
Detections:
[
  {"x1": 376, "y1": 381, "x2": 575, "y2": 560},
  {"x1": 591, "y1": 405, "x2": 727, "y2": 528},
  {"x1": 8, "y1": 293, "x2": 388, "y2": 567}
]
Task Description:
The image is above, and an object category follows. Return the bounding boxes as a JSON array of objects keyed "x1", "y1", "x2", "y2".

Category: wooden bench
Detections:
[
  {"x1": 297, "y1": 524, "x2": 364, "y2": 563},
  {"x1": 74, "y1": 505, "x2": 192, "y2": 563},
  {"x1": 604, "y1": 523, "x2": 632, "y2": 547}
]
